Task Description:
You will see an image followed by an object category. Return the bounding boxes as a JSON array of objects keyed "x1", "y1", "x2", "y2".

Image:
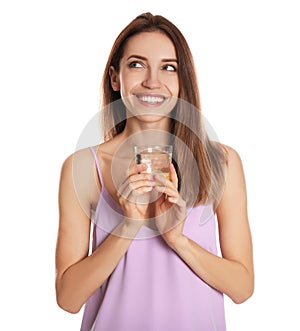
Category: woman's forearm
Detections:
[
  {"x1": 170, "y1": 235, "x2": 254, "y2": 304},
  {"x1": 56, "y1": 219, "x2": 142, "y2": 314}
]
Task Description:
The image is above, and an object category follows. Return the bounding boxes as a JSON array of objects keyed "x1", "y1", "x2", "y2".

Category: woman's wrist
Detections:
[
  {"x1": 164, "y1": 232, "x2": 188, "y2": 251},
  {"x1": 111, "y1": 217, "x2": 143, "y2": 239}
]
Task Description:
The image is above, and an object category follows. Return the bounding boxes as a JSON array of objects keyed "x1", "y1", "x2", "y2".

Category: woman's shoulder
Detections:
[
  {"x1": 61, "y1": 138, "x2": 120, "y2": 173},
  {"x1": 220, "y1": 144, "x2": 243, "y2": 166},
  {"x1": 219, "y1": 144, "x2": 246, "y2": 188},
  {"x1": 61, "y1": 146, "x2": 96, "y2": 173},
  {"x1": 60, "y1": 146, "x2": 102, "y2": 207}
]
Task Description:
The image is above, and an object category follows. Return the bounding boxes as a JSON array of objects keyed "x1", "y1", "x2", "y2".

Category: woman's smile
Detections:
[{"x1": 135, "y1": 93, "x2": 167, "y2": 107}]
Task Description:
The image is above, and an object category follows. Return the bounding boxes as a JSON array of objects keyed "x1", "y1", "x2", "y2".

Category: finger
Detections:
[
  {"x1": 169, "y1": 163, "x2": 178, "y2": 188},
  {"x1": 154, "y1": 178, "x2": 179, "y2": 200},
  {"x1": 155, "y1": 184, "x2": 178, "y2": 198},
  {"x1": 118, "y1": 175, "x2": 155, "y2": 200},
  {"x1": 128, "y1": 163, "x2": 148, "y2": 176},
  {"x1": 130, "y1": 173, "x2": 155, "y2": 183},
  {"x1": 168, "y1": 195, "x2": 185, "y2": 205},
  {"x1": 130, "y1": 179, "x2": 156, "y2": 193},
  {"x1": 129, "y1": 172, "x2": 156, "y2": 193}
]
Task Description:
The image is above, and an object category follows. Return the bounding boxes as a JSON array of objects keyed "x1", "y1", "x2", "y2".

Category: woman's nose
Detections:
[{"x1": 142, "y1": 69, "x2": 162, "y2": 89}]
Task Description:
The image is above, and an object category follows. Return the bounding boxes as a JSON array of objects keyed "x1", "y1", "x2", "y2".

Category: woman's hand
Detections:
[
  {"x1": 117, "y1": 163, "x2": 156, "y2": 221},
  {"x1": 153, "y1": 163, "x2": 187, "y2": 247}
]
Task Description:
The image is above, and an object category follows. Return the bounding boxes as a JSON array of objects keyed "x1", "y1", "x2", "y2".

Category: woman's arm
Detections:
[
  {"x1": 162, "y1": 146, "x2": 254, "y2": 303},
  {"x1": 55, "y1": 153, "x2": 144, "y2": 314}
]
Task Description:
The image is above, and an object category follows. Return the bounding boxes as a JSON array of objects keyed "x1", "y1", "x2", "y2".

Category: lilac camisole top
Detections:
[{"x1": 80, "y1": 148, "x2": 226, "y2": 331}]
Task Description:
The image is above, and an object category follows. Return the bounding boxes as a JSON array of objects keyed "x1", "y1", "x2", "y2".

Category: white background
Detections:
[{"x1": 1, "y1": 0, "x2": 299, "y2": 330}]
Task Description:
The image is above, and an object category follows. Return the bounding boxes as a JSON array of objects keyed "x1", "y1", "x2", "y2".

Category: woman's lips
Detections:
[{"x1": 135, "y1": 94, "x2": 167, "y2": 106}]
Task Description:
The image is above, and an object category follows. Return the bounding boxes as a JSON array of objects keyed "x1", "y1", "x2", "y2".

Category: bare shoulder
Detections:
[
  {"x1": 217, "y1": 144, "x2": 247, "y2": 213},
  {"x1": 221, "y1": 144, "x2": 245, "y2": 178},
  {"x1": 61, "y1": 147, "x2": 95, "y2": 169},
  {"x1": 60, "y1": 147, "x2": 100, "y2": 179},
  {"x1": 60, "y1": 146, "x2": 100, "y2": 210},
  {"x1": 221, "y1": 144, "x2": 243, "y2": 164}
]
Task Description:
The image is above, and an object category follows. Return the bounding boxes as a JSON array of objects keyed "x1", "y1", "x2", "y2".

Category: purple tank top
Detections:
[{"x1": 80, "y1": 148, "x2": 226, "y2": 331}]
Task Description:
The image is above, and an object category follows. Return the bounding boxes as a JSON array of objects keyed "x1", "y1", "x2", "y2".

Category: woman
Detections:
[{"x1": 55, "y1": 12, "x2": 254, "y2": 331}]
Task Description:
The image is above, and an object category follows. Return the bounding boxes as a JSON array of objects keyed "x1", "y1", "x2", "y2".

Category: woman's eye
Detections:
[
  {"x1": 163, "y1": 64, "x2": 177, "y2": 72},
  {"x1": 129, "y1": 61, "x2": 143, "y2": 68}
]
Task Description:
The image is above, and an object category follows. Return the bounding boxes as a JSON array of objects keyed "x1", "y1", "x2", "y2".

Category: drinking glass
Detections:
[{"x1": 134, "y1": 145, "x2": 173, "y2": 179}]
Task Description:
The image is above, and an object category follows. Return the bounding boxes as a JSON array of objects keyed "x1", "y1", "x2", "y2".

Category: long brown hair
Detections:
[{"x1": 100, "y1": 12, "x2": 226, "y2": 207}]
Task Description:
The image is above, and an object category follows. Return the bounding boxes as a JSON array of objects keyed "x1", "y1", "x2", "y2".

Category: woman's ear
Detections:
[{"x1": 109, "y1": 66, "x2": 120, "y2": 91}]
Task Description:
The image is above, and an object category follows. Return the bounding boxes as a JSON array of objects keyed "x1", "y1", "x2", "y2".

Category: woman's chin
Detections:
[{"x1": 124, "y1": 95, "x2": 178, "y2": 120}]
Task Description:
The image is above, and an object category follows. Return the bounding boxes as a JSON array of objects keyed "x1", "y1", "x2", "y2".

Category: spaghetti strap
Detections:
[{"x1": 89, "y1": 146, "x2": 104, "y2": 188}]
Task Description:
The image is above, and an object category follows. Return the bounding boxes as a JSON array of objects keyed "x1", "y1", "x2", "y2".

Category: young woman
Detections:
[{"x1": 55, "y1": 13, "x2": 254, "y2": 331}]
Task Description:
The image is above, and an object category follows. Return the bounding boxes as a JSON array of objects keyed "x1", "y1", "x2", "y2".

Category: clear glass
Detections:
[{"x1": 134, "y1": 145, "x2": 173, "y2": 179}]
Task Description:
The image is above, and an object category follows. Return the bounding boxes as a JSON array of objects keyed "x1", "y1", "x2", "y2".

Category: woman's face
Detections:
[{"x1": 110, "y1": 31, "x2": 179, "y2": 121}]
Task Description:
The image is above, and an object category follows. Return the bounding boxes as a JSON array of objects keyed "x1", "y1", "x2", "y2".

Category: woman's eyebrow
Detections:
[
  {"x1": 127, "y1": 54, "x2": 178, "y2": 63},
  {"x1": 127, "y1": 54, "x2": 147, "y2": 61},
  {"x1": 162, "y1": 58, "x2": 178, "y2": 63}
]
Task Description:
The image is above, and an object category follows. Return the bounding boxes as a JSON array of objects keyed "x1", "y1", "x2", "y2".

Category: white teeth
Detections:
[{"x1": 139, "y1": 95, "x2": 164, "y2": 103}]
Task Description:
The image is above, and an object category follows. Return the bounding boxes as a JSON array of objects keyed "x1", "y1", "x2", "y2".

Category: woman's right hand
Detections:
[{"x1": 117, "y1": 163, "x2": 156, "y2": 221}]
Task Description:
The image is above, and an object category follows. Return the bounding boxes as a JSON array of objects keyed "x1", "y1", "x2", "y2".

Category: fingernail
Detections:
[
  {"x1": 168, "y1": 197, "x2": 177, "y2": 203},
  {"x1": 155, "y1": 185, "x2": 165, "y2": 192}
]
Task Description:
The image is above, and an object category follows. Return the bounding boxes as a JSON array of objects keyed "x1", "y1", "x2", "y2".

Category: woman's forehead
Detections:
[{"x1": 122, "y1": 31, "x2": 177, "y2": 60}]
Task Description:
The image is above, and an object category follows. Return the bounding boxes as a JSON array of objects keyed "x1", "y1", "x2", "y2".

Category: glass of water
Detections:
[{"x1": 134, "y1": 145, "x2": 173, "y2": 179}]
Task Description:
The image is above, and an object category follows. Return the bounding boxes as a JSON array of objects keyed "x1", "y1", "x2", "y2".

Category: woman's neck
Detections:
[
  {"x1": 118, "y1": 123, "x2": 172, "y2": 148},
  {"x1": 122, "y1": 116, "x2": 171, "y2": 138}
]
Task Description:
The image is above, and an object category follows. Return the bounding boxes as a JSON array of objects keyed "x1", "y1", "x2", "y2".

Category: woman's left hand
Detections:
[{"x1": 153, "y1": 163, "x2": 187, "y2": 247}]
